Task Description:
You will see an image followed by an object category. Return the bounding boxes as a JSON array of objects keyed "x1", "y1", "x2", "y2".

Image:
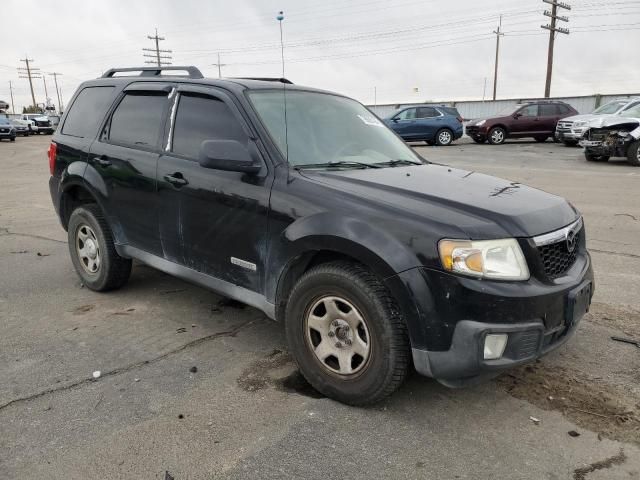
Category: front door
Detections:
[
  {"x1": 156, "y1": 86, "x2": 272, "y2": 293},
  {"x1": 511, "y1": 104, "x2": 539, "y2": 136},
  {"x1": 88, "y1": 83, "x2": 172, "y2": 256},
  {"x1": 390, "y1": 108, "x2": 418, "y2": 139}
]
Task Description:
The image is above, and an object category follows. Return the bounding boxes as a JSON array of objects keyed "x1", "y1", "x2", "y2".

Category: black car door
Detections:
[
  {"x1": 88, "y1": 83, "x2": 172, "y2": 256},
  {"x1": 157, "y1": 85, "x2": 272, "y2": 293}
]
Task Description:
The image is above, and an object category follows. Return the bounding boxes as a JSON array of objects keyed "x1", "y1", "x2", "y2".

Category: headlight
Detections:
[
  {"x1": 573, "y1": 121, "x2": 586, "y2": 127},
  {"x1": 475, "y1": 119, "x2": 486, "y2": 126},
  {"x1": 438, "y1": 238, "x2": 530, "y2": 280}
]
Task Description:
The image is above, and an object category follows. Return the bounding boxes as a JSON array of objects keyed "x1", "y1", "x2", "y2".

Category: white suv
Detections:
[{"x1": 556, "y1": 98, "x2": 640, "y2": 146}]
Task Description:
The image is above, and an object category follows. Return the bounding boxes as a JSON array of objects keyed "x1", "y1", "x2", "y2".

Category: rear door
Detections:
[
  {"x1": 409, "y1": 107, "x2": 442, "y2": 140},
  {"x1": 88, "y1": 83, "x2": 172, "y2": 256},
  {"x1": 156, "y1": 85, "x2": 271, "y2": 292},
  {"x1": 538, "y1": 104, "x2": 561, "y2": 135}
]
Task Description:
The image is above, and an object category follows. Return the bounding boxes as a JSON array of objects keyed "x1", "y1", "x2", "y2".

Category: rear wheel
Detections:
[
  {"x1": 435, "y1": 128, "x2": 453, "y2": 146},
  {"x1": 534, "y1": 136, "x2": 548, "y2": 143},
  {"x1": 488, "y1": 127, "x2": 506, "y2": 145},
  {"x1": 285, "y1": 261, "x2": 410, "y2": 405},
  {"x1": 585, "y1": 151, "x2": 610, "y2": 162},
  {"x1": 627, "y1": 140, "x2": 640, "y2": 167},
  {"x1": 68, "y1": 204, "x2": 132, "y2": 291},
  {"x1": 10, "y1": 137, "x2": 16, "y2": 142}
]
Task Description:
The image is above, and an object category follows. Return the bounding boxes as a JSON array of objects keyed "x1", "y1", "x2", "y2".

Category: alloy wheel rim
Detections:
[
  {"x1": 305, "y1": 295, "x2": 371, "y2": 376},
  {"x1": 439, "y1": 131, "x2": 452, "y2": 144},
  {"x1": 492, "y1": 129, "x2": 504, "y2": 143},
  {"x1": 76, "y1": 224, "x2": 101, "y2": 274}
]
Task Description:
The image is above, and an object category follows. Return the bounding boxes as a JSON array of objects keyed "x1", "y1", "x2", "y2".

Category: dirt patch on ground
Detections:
[
  {"x1": 573, "y1": 449, "x2": 627, "y2": 480},
  {"x1": 236, "y1": 349, "x2": 324, "y2": 399},
  {"x1": 497, "y1": 362, "x2": 640, "y2": 446},
  {"x1": 586, "y1": 302, "x2": 640, "y2": 338}
]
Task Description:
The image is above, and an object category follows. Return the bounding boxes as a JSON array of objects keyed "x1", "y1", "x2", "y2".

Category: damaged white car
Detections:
[{"x1": 580, "y1": 104, "x2": 640, "y2": 166}]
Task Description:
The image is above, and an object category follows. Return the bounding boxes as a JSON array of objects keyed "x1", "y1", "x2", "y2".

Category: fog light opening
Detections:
[{"x1": 484, "y1": 333, "x2": 508, "y2": 360}]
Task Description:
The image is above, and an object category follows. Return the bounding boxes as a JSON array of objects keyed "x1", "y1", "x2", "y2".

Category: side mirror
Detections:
[
  {"x1": 198, "y1": 140, "x2": 261, "y2": 174},
  {"x1": 513, "y1": 112, "x2": 522, "y2": 119},
  {"x1": 392, "y1": 117, "x2": 399, "y2": 123}
]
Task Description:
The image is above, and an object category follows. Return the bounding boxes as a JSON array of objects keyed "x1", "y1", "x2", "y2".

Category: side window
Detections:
[
  {"x1": 396, "y1": 108, "x2": 416, "y2": 120},
  {"x1": 416, "y1": 107, "x2": 438, "y2": 118},
  {"x1": 62, "y1": 86, "x2": 115, "y2": 138},
  {"x1": 557, "y1": 104, "x2": 570, "y2": 114},
  {"x1": 539, "y1": 104, "x2": 557, "y2": 116},
  {"x1": 519, "y1": 105, "x2": 538, "y2": 117},
  {"x1": 171, "y1": 94, "x2": 247, "y2": 160},
  {"x1": 622, "y1": 102, "x2": 640, "y2": 113},
  {"x1": 108, "y1": 92, "x2": 167, "y2": 148}
]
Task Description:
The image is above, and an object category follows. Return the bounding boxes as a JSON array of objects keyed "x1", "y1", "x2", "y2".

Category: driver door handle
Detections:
[
  {"x1": 164, "y1": 172, "x2": 188, "y2": 187},
  {"x1": 92, "y1": 156, "x2": 111, "y2": 167}
]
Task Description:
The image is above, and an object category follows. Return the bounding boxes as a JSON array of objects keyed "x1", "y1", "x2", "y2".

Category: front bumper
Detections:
[{"x1": 465, "y1": 125, "x2": 487, "y2": 139}]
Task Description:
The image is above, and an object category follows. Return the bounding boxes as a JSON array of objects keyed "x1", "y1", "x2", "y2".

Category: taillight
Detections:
[
  {"x1": 48, "y1": 142, "x2": 57, "y2": 175},
  {"x1": 457, "y1": 116, "x2": 464, "y2": 123}
]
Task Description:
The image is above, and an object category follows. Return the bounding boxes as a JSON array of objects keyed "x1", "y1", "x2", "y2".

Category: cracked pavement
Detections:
[{"x1": 1, "y1": 136, "x2": 639, "y2": 479}]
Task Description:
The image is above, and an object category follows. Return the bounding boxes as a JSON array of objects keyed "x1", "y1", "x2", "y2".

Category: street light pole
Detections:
[{"x1": 277, "y1": 11, "x2": 285, "y2": 78}]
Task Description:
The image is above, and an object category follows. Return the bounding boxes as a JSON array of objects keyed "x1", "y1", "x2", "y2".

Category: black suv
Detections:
[{"x1": 49, "y1": 66, "x2": 594, "y2": 405}]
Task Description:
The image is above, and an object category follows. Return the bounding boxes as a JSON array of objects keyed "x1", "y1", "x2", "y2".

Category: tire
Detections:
[
  {"x1": 425, "y1": 140, "x2": 435, "y2": 146},
  {"x1": 627, "y1": 140, "x2": 640, "y2": 167},
  {"x1": 488, "y1": 126, "x2": 506, "y2": 145},
  {"x1": 563, "y1": 140, "x2": 578, "y2": 147},
  {"x1": 285, "y1": 261, "x2": 410, "y2": 405},
  {"x1": 472, "y1": 137, "x2": 486, "y2": 144},
  {"x1": 67, "y1": 204, "x2": 132, "y2": 291},
  {"x1": 584, "y1": 151, "x2": 609, "y2": 162},
  {"x1": 435, "y1": 128, "x2": 453, "y2": 146},
  {"x1": 10, "y1": 137, "x2": 15, "y2": 142},
  {"x1": 534, "y1": 136, "x2": 548, "y2": 143}
]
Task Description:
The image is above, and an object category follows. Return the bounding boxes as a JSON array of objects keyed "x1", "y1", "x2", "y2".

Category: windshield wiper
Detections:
[
  {"x1": 295, "y1": 161, "x2": 382, "y2": 170},
  {"x1": 374, "y1": 159, "x2": 424, "y2": 167}
]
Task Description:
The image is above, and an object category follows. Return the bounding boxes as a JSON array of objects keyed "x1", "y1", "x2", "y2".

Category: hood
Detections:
[
  {"x1": 587, "y1": 116, "x2": 640, "y2": 128},
  {"x1": 299, "y1": 164, "x2": 578, "y2": 239},
  {"x1": 559, "y1": 113, "x2": 607, "y2": 124}
]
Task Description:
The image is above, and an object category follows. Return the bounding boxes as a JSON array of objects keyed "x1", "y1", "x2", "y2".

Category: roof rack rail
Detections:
[
  {"x1": 101, "y1": 66, "x2": 204, "y2": 79},
  {"x1": 233, "y1": 77, "x2": 293, "y2": 84}
]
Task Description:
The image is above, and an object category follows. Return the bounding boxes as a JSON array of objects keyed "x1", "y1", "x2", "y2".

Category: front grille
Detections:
[
  {"x1": 512, "y1": 331, "x2": 540, "y2": 360},
  {"x1": 537, "y1": 233, "x2": 580, "y2": 278},
  {"x1": 556, "y1": 121, "x2": 572, "y2": 131}
]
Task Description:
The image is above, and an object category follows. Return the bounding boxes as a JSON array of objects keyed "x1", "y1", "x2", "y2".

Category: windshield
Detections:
[
  {"x1": 493, "y1": 105, "x2": 521, "y2": 117},
  {"x1": 0, "y1": 118, "x2": 10, "y2": 125},
  {"x1": 248, "y1": 90, "x2": 422, "y2": 167},
  {"x1": 620, "y1": 104, "x2": 640, "y2": 118},
  {"x1": 593, "y1": 101, "x2": 626, "y2": 115}
]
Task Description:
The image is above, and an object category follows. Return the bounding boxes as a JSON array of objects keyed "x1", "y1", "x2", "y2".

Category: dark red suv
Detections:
[{"x1": 466, "y1": 101, "x2": 578, "y2": 145}]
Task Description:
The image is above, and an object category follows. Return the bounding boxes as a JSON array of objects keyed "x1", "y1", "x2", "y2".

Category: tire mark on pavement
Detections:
[
  {"x1": 0, "y1": 318, "x2": 261, "y2": 413},
  {"x1": 573, "y1": 449, "x2": 627, "y2": 480},
  {"x1": 590, "y1": 248, "x2": 640, "y2": 259}
]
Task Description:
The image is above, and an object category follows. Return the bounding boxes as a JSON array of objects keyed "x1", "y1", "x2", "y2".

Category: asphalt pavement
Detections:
[{"x1": 1, "y1": 135, "x2": 639, "y2": 479}]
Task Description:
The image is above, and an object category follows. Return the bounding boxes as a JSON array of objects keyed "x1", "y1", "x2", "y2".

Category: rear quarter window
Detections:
[
  {"x1": 61, "y1": 86, "x2": 115, "y2": 138},
  {"x1": 440, "y1": 107, "x2": 460, "y2": 117}
]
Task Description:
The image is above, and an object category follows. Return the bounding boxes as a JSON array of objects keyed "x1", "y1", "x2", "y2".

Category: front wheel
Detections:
[
  {"x1": 488, "y1": 127, "x2": 506, "y2": 145},
  {"x1": 68, "y1": 204, "x2": 132, "y2": 291},
  {"x1": 584, "y1": 151, "x2": 610, "y2": 162},
  {"x1": 627, "y1": 140, "x2": 640, "y2": 167},
  {"x1": 285, "y1": 261, "x2": 410, "y2": 405},
  {"x1": 435, "y1": 128, "x2": 453, "y2": 146}
]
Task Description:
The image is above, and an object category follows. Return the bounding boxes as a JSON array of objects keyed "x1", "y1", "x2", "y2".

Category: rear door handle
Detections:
[
  {"x1": 164, "y1": 173, "x2": 188, "y2": 187},
  {"x1": 92, "y1": 156, "x2": 111, "y2": 167}
]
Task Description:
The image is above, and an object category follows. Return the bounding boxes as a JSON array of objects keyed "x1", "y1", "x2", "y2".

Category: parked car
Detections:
[
  {"x1": 383, "y1": 105, "x2": 463, "y2": 146},
  {"x1": 49, "y1": 66, "x2": 593, "y2": 405},
  {"x1": 48, "y1": 114, "x2": 61, "y2": 131},
  {"x1": 10, "y1": 118, "x2": 30, "y2": 136},
  {"x1": 22, "y1": 114, "x2": 54, "y2": 134},
  {"x1": 0, "y1": 117, "x2": 17, "y2": 141},
  {"x1": 466, "y1": 101, "x2": 578, "y2": 145},
  {"x1": 580, "y1": 104, "x2": 640, "y2": 166},
  {"x1": 556, "y1": 97, "x2": 640, "y2": 146},
  {"x1": 7, "y1": 114, "x2": 36, "y2": 133}
]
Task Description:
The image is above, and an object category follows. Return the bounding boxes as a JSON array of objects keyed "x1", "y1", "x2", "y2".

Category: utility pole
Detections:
[
  {"x1": 42, "y1": 75, "x2": 49, "y2": 107},
  {"x1": 143, "y1": 28, "x2": 172, "y2": 67},
  {"x1": 9, "y1": 81, "x2": 16, "y2": 114},
  {"x1": 48, "y1": 72, "x2": 63, "y2": 113},
  {"x1": 492, "y1": 15, "x2": 504, "y2": 101},
  {"x1": 18, "y1": 57, "x2": 40, "y2": 108},
  {"x1": 211, "y1": 53, "x2": 226, "y2": 78},
  {"x1": 482, "y1": 77, "x2": 487, "y2": 102},
  {"x1": 542, "y1": 0, "x2": 570, "y2": 97}
]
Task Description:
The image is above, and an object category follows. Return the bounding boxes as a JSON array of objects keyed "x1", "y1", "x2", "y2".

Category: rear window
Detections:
[
  {"x1": 108, "y1": 92, "x2": 167, "y2": 148},
  {"x1": 62, "y1": 86, "x2": 114, "y2": 138}
]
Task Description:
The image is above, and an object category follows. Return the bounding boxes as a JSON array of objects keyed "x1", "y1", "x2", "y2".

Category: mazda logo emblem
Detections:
[{"x1": 566, "y1": 229, "x2": 577, "y2": 253}]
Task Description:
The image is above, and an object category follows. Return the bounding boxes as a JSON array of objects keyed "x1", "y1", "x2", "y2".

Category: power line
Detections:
[
  {"x1": 542, "y1": 0, "x2": 571, "y2": 97},
  {"x1": 143, "y1": 28, "x2": 172, "y2": 67},
  {"x1": 17, "y1": 57, "x2": 40, "y2": 108}
]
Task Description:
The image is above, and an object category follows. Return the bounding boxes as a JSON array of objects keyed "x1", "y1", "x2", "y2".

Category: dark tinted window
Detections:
[
  {"x1": 557, "y1": 104, "x2": 570, "y2": 114},
  {"x1": 171, "y1": 94, "x2": 247, "y2": 160},
  {"x1": 416, "y1": 107, "x2": 438, "y2": 118},
  {"x1": 539, "y1": 104, "x2": 558, "y2": 116},
  {"x1": 440, "y1": 106, "x2": 461, "y2": 117},
  {"x1": 109, "y1": 92, "x2": 167, "y2": 148},
  {"x1": 62, "y1": 86, "x2": 114, "y2": 138}
]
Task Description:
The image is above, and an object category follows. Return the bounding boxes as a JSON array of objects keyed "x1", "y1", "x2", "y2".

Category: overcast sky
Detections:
[{"x1": 1, "y1": 0, "x2": 639, "y2": 112}]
